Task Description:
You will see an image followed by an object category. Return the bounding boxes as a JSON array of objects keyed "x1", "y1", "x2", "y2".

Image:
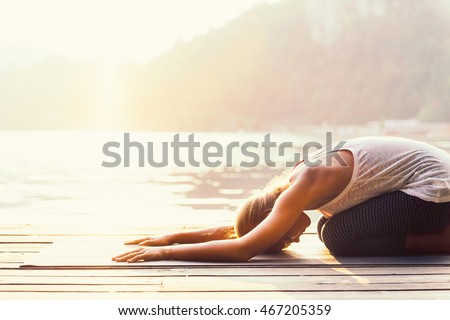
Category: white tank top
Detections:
[{"x1": 313, "y1": 136, "x2": 450, "y2": 218}]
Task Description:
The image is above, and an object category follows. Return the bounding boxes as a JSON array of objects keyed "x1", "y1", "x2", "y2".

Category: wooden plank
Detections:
[
  {"x1": 0, "y1": 290, "x2": 447, "y2": 300},
  {"x1": 1, "y1": 283, "x2": 450, "y2": 293},
  {"x1": 3, "y1": 266, "x2": 450, "y2": 277},
  {"x1": 160, "y1": 275, "x2": 450, "y2": 292},
  {"x1": 1, "y1": 274, "x2": 449, "y2": 292},
  {"x1": 0, "y1": 244, "x2": 47, "y2": 251},
  {"x1": 0, "y1": 236, "x2": 54, "y2": 244},
  {"x1": 0, "y1": 251, "x2": 40, "y2": 254},
  {"x1": 0, "y1": 277, "x2": 162, "y2": 285},
  {"x1": 1, "y1": 274, "x2": 448, "y2": 286},
  {"x1": 0, "y1": 253, "x2": 38, "y2": 262},
  {"x1": 0, "y1": 263, "x2": 22, "y2": 269}
]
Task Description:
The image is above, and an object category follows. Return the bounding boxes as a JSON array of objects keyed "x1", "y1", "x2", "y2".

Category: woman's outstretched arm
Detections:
[
  {"x1": 124, "y1": 226, "x2": 235, "y2": 246},
  {"x1": 113, "y1": 237, "x2": 251, "y2": 262}
]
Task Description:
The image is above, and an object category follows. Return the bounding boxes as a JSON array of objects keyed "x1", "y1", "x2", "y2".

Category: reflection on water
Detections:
[
  {"x1": 0, "y1": 131, "x2": 449, "y2": 233},
  {"x1": 0, "y1": 132, "x2": 290, "y2": 232}
]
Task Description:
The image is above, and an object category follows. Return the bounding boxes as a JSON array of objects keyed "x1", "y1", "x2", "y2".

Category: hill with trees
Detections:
[{"x1": 1, "y1": 0, "x2": 450, "y2": 130}]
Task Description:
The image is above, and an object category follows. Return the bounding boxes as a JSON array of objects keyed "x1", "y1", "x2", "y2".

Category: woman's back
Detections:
[{"x1": 313, "y1": 136, "x2": 450, "y2": 216}]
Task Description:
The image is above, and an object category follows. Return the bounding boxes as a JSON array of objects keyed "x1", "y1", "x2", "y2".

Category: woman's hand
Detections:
[
  {"x1": 124, "y1": 235, "x2": 171, "y2": 246},
  {"x1": 112, "y1": 247, "x2": 167, "y2": 263}
]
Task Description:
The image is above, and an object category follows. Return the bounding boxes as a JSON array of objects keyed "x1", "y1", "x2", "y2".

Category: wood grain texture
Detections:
[
  {"x1": 1, "y1": 290, "x2": 448, "y2": 300},
  {"x1": 1, "y1": 230, "x2": 449, "y2": 300}
]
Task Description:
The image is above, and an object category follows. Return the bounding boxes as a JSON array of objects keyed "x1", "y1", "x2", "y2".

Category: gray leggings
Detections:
[{"x1": 317, "y1": 191, "x2": 450, "y2": 256}]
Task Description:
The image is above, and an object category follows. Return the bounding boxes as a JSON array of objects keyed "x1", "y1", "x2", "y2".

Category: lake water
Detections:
[{"x1": 1, "y1": 131, "x2": 449, "y2": 235}]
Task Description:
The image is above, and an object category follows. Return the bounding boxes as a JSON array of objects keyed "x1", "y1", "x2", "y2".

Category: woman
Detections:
[{"x1": 113, "y1": 136, "x2": 450, "y2": 263}]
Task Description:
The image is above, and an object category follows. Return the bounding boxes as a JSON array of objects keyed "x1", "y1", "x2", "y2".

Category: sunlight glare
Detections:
[{"x1": 0, "y1": 0, "x2": 283, "y2": 64}]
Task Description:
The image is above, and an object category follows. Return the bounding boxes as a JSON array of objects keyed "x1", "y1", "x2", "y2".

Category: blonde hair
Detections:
[{"x1": 234, "y1": 170, "x2": 291, "y2": 239}]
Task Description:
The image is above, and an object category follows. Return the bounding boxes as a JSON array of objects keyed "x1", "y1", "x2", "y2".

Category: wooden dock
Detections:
[{"x1": 1, "y1": 226, "x2": 450, "y2": 300}]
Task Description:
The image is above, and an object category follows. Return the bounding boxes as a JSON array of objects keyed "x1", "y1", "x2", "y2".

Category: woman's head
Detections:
[
  {"x1": 234, "y1": 171, "x2": 303, "y2": 253},
  {"x1": 234, "y1": 190, "x2": 280, "y2": 238}
]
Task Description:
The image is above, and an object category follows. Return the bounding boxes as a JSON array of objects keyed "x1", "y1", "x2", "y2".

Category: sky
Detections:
[{"x1": 0, "y1": 0, "x2": 284, "y2": 65}]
